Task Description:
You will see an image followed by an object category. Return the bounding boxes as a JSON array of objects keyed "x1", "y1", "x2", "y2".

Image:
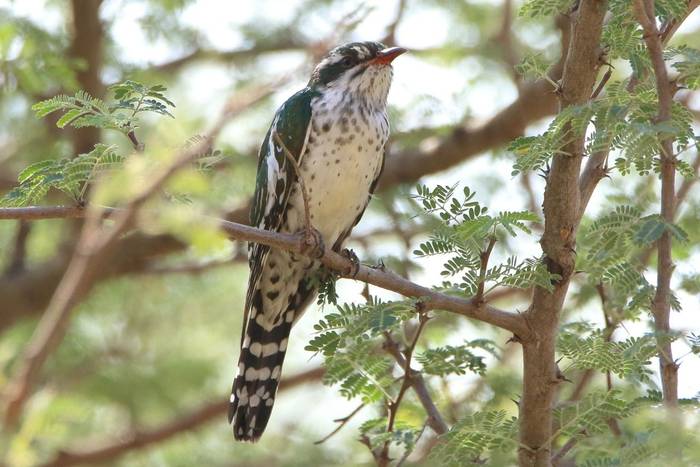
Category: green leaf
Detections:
[
  {"x1": 431, "y1": 411, "x2": 518, "y2": 466},
  {"x1": 17, "y1": 160, "x2": 56, "y2": 183},
  {"x1": 56, "y1": 108, "x2": 88, "y2": 128}
]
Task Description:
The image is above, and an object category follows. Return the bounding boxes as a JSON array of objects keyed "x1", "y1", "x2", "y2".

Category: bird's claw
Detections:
[
  {"x1": 341, "y1": 248, "x2": 361, "y2": 278},
  {"x1": 300, "y1": 227, "x2": 325, "y2": 259}
]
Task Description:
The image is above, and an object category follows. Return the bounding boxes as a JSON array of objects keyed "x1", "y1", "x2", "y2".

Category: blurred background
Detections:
[{"x1": 0, "y1": 0, "x2": 699, "y2": 466}]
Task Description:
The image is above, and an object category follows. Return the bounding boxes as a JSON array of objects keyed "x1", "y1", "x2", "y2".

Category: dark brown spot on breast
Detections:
[
  {"x1": 267, "y1": 290, "x2": 279, "y2": 300},
  {"x1": 322, "y1": 123, "x2": 330, "y2": 132}
]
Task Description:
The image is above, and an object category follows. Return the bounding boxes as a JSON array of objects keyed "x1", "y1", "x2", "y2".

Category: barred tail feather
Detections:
[{"x1": 228, "y1": 297, "x2": 292, "y2": 442}]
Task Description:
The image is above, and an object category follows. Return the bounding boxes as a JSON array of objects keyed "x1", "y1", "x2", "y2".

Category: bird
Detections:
[{"x1": 228, "y1": 41, "x2": 405, "y2": 442}]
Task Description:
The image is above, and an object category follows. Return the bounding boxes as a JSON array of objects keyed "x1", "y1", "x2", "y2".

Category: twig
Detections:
[
  {"x1": 476, "y1": 235, "x2": 497, "y2": 302},
  {"x1": 38, "y1": 367, "x2": 324, "y2": 467},
  {"x1": 314, "y1": 403, "x2": 366, "y2": 445},
  {"x1": 551, "y1": 431, "x2": 583, "y2": 466},
  {"x1": 382, "y1": 0, "x2": 408, "y2": 46},
  {"x1": 590, "y1": 65, "x2": 613, "y2": 99},
  {"x1": 382, "y1": 331, "x2": 448, "y2": 436},
  {"x1": 378, "y1": 317, "x2": 428, "y2": 467}
]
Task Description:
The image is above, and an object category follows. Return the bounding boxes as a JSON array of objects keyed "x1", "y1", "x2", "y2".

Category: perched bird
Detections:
[{"x1": 228, "y1": 41, "x2": 405, "y2": 442}]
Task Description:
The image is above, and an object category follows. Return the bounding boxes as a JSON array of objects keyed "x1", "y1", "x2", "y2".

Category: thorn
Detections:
[
  {"x1": 554, "y1": 363, "x2": 572, "y2": 384},
  {"x1": 506, "y1": 334, "x2": 522, "y2": 344}
]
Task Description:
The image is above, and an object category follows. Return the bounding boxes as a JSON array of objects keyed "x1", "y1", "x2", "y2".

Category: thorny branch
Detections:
[
  {"x1": 0, "y1": 205, "x2": 528, "y2": 336},
  {"x1": 634, "y1": 0, "x2": 679, "y2": 406}
]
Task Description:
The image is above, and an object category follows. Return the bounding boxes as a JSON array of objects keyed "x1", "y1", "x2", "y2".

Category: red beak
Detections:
[{"x1": 372, "y1": 46, "x2": 407, "y2": 65}]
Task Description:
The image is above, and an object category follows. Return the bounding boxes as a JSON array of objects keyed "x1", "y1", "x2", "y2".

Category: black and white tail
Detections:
[
  {"x1": 228, "y1": 289, "x2": 292, "y2": 441},
  {"x1": 228, "y1": 272, "x2": 316, "y2": 442}
]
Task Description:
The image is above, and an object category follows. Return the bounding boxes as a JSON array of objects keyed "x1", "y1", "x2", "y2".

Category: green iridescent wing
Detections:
[{"x1": 244, "y1": 88, "x2": 318, "y2": 333}]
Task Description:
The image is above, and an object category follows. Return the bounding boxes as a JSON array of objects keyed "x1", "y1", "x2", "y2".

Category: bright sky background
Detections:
[{"x1": 2, "y1": 0, "x2": 699, "y2": 444}]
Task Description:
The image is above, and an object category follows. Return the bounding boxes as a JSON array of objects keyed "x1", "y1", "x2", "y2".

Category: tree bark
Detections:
[{"x1": 518, "y1": 2, "x2": 607, "y2": 466}]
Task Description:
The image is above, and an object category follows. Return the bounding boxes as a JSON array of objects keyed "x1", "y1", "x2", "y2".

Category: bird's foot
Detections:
[
  {"x1": 341, "y1": 248, "x2": 361, "y2": 278},
  {"x1": 300, "y1": 227, "x2": 325, "y2": 259}
]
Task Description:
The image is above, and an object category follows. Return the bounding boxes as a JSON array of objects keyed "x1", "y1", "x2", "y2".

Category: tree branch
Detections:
[
  {"x1": 38, "y1": 366, "x2": 324, "y2": 467},
  {"x1": 383, "y1": 332, "x2": 449, "y2": 436},
  {"x1": 0, "y1": 204, "x2": 529, "y2": 337},
  {"x1": 634, "y1": 0, "x2": 679, "y2": 406},
  {"x1": 519, "y1": 3, "x2": 607, "y2": 466}
]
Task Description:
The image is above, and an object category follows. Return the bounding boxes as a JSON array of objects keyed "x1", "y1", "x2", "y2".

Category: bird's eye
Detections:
[{"x1": 340, "y1": 57, "x2": 354, "y2": 68}]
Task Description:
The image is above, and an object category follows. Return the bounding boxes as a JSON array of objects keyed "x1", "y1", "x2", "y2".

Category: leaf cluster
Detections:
[
  {"x1": 306, "y1": 299, "x2": 416, "y2": 402},
  {"x1": 558, "y1": 332, "x2": 657, "y2": 380},
  {"x1": 412, "y1": 184, "x2": 558, "y2": 295},
  {"x1": 0, "y1": 144, "x2": 123, "y2": 206},
  {"x1": 31, "y1": 80, "x2": 174, "y2": 136},
  {"x1": 579, "y1": 205, "x2": 687, "y2": 311},
  {"x1": 430, "y1": 410, "x2": 518, "y2": 466}
]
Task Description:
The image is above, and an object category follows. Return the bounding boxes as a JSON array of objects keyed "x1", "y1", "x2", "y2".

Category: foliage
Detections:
[
  {"x1": 32, "y1": 80, "x2": 174, "y2": 133},
  {"x1": 412, "y1": 184, "x2": 558, "y2": 294},
  {"x1": 519, "y1": 0, "x2": 573, "y2": 18},
  {"x1": 430, "y1": 410, "x2": 518, "y2": 466},
  {"x1": 416, "y1": 339, "x2": 497, "y2": 377},
  {"x1": 577, "y1": 205, "x2": 688, "y2": 312},
  {"x1": 558, "y1": 331, "x2": 657, "y2": 380},
  {"x1": 0, "y1": 144, "x2": 123, "y2": 206},
  {"x1": 553, "y1": 390, "x2": 633, "y2": 440},
  {"x1": 359, "y1": 418, "x2": 421, "y2": 452}
]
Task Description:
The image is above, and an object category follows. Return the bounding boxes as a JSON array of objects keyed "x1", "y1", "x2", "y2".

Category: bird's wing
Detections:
[{"x1": 243, "y1": 88, "x2": 317, "y2": 344}]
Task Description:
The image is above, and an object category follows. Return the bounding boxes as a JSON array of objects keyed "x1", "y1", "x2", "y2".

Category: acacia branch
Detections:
[
  {"x1": 0, "y1": 204, "x2": 529, "y2": 337},
  {"x1": 39, "y1": 366, "x2": 324, "y2": 467},
  {"x1": 634, "y1": 0, "x2": 679, "y2": 406}
]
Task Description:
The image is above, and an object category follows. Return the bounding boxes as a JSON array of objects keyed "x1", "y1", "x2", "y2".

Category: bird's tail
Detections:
[{"x1": 228, "y1": 302, "x2": 292, "y2": 442}]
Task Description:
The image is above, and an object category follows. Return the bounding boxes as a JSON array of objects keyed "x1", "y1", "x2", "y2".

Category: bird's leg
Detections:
[
  {"x1": 272, "y1": 130, "x2": 322, "y2": 258},
  {"x1": 340, "y1": 248, "x2": 361, "y2": 278}
]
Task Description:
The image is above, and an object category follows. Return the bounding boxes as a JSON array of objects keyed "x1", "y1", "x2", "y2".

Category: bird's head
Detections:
[{"x1": 309, "y1": 41, "x2": 406, "y2": 109}]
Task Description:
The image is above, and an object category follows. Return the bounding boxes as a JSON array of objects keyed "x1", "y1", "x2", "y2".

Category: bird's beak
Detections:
[{"x1": 372, "y1": 46, "x2": 407, "y2": 65}]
